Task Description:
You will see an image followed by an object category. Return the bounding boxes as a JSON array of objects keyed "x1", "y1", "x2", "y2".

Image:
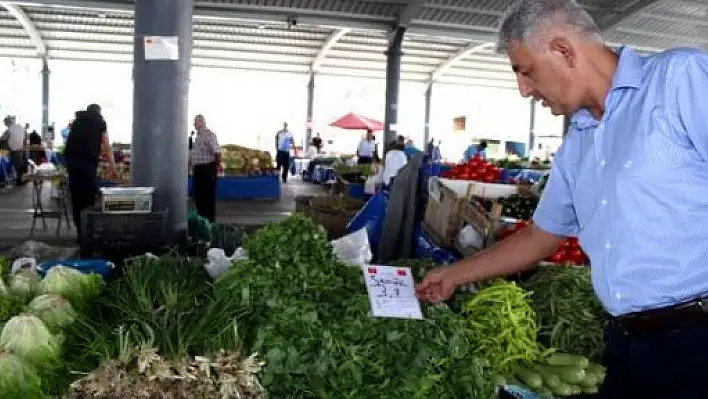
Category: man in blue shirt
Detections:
[
  {"x1": 463, "y1": 140, "x2": 487, "y2": 161},
  {"x1": 417, "y1": 1, "x2": 708, "y2": 397},
  {"x1": 275, "y1": 122, "x2": 294, "y2": 183}
]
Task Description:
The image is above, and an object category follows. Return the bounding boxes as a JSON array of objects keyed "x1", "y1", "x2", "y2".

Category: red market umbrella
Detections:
[{"x1": 329, "y1": 112, "x2": 384, "y2": 131}]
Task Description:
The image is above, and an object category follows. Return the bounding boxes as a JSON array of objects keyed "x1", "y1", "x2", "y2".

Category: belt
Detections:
[{"x1": 614, "y1": 297, "x2": 708, "y2": 337}]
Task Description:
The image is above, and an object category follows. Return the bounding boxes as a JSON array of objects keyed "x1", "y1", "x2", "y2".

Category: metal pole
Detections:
[
  {"x1": 41, "y1": 57, "x2": 49, "y2": 138},
  {"x1": 383, "y1": 27, "x2": 404, "y2": 153},
  {"x1": 305, "y1": 72, "x2": 315, "y2": 151},
  {"x1": 424, "y1": 81, "x2": 432, "y2": 145},
  {"x1": 528, "y1": 98, "x2": 536, "y2": 155},
  {"x1": 132, "y1": 0, "x2": 193, "y2": 242}
]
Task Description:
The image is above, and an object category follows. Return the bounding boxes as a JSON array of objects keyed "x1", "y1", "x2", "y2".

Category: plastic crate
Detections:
[{"x1": 80, "y1": 208, "x2": 168, "y2": 256}]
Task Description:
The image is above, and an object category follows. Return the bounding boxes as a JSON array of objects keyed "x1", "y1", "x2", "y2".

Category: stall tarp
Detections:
[
  {"x1": 329, "y1": 112, "x2": 384, "y2": 131},
  {"x1": 188, "y1": 175, "x2": 281, "y2": 200}
]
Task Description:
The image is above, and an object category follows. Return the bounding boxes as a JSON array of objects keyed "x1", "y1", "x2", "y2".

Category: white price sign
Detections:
[{"x1": 362, "y1": 265, "x2": 423, "y2": 320}]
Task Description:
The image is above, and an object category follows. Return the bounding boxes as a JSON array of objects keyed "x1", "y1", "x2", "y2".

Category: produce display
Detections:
[
  {"x1": 509, "y1": 353, "x2": 605, "y2": 396},
  {"x1": 220, "y1": 144, "x2": 275, "y2": 176},
  {"x1": 332, "y1": 160, "x2": 373, "y2": 181},
  {"x1": 442, "y1": 155, "x2": 503, "y2": 183},
  {"x1": 0, "y1": 213, "x2": 608, "y2": 398},
  {"x1": 545, "y1": 237, "x2": 588, "y2": 265},
  {"x1": 520, "y1": 267, "x2": 606, "y2": 361},
  {"x1": 495, "y1": 158, "x2": 551, "y2": 170},
  {"x1": 0, "y1": 265, "x2": 103, "y2": 397},
  {"x1": 498, "y1": 194, "x2": 539, "y2": 221},
  {"x1": 97, "y1": 161, "x2": 130, "y2": 182}
]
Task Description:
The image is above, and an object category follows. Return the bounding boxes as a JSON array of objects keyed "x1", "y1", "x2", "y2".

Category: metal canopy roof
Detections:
[{"x1": 0, "y1": 0, "x2": 705, "y2": 89}]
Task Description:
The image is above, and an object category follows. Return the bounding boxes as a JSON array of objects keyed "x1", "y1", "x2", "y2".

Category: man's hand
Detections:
[
  {"x1": 416, "y1": 266, "x2": 460, "y2": 303},
  {"x1": 106, "y1": 167, "x2": 120, "y2": 180}
]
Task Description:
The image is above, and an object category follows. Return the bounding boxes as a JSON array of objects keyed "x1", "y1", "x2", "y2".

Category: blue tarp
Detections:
[
  {"x1": 311, "y1": 165, "x2": 336, "y2": 184},
  {"x1": 500, "y1": 168, "x2": 548, "y2": 184},
  {"x1": 188, "y1": 175, "x2": 281, "y2": 200},
  {"x1": 0, "y1": 156, "x2": 13, "y2": 182}
]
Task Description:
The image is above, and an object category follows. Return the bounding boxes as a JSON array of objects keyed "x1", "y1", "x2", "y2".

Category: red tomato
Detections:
[
  {"x1": 482, "y1": 173, "x2": 496, "y2": 183},
  {"x1": 568, "y1": 248, "x2": 586, "y2": 265},
  {"x1": 548, "y1": 251, "x2": 566, "y2": 264},
  {"x1": 567, "y1": 237, "x2": 579, "y2": 246},
  {"x1": 468, "y1": 172, "x2": 479, "y2": 181}
]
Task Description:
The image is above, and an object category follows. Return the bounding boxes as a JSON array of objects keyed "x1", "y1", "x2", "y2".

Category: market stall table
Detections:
[
  {"x1": 26, "y1": 171, "x2": 72, "y2": 236},
  {"x1": 188, "y1": 174, "x2": 281, "y2": 200}
]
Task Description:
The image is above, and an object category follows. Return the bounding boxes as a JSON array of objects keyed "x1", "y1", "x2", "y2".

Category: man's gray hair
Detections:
[{"x1": 497, "y1": 0, "x2": 602, "y2": 53}]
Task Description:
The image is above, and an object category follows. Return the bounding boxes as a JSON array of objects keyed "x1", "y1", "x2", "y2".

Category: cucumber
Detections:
[
  {"x1": 538, "y1": 387, "x2": 554, "y2": 397},
  {"x1": 579, "y1": 372, "x2": 599, "y2": 388},
  {"x1": 554, "y1": 367, "x2": 586, "y2": 385},
  {"x1": 515, "y1": 367, "x2": 543, "y2": 389},
  {"x1": 552, "y1": 382, "x2": 573, "y2": 396},
  {"x1": 567, "y1": 385, "x2": 583, "y2": 395},
  {"x1": 587, "y1": 363, "x2": 606, "y2": 379},
  {"x1": 531, "y1": 364, "x2": 562, "y2": 388},
  {"x1": 545, "y1": 353, "x2": 590, "y2": 369}
]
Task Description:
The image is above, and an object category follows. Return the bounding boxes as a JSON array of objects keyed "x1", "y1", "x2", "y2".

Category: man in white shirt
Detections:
[
  {"x1": 2, "y1": 116, "x2": 28, "y2": 185},
  {"x1": 275, "y1": 122, "x2": 294, "y2": 183},
  {"x1": 383, "y1": 141, "x2": 408, "y2": 186}
]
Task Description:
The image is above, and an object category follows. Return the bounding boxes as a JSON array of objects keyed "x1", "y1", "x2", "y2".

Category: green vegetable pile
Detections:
[
  {"x1": 0, "y1": 265, "x2": 103, "y2": 397},
  {"x1": 509, "y1": 352, "x2": 606, "y2": 397},
  {"x1": 519, "y1": 266, "x2": 607, "y2": 361},
  {"x1": 463, "y1": 280, "x2": 542, "y2": 374},
  {"x1": 215, "y1": 215, "x2": 496, "y2": 398},
  {"x1": 498, "y1": 194, "x2": 539, "y2": 221}
]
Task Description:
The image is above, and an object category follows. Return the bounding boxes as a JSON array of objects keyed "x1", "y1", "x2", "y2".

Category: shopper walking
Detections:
[
  {"x1": 65, "y1": 104, "x2": 117, "y2": 251},
  {"x1": 2, "y1": 116, "x2": 28, "y2": 185},
  {"x1": 275, "y1": 122, "x2": 294, "y2": 183},
  {"x1": 417, "y1": 1, "x2": 708, "y2": 398},
  {"x1": 191, "y1": 114, "x2": 220, "y2": 222}
]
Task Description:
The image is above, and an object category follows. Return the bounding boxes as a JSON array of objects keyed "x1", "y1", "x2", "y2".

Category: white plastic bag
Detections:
[
  {"x1": 331, "y1": 228, "x2": 372, "y2": 265},
  {"x1": 364, "y1": 175, "x2": 377, "y2": 194},
  {"x1": 458, "y1": 225, "x2": 484, "y2": 250},
  {"x1": 203, "y1": 247, "x2": 248, "y2": 280},
  {"x1": 11, "y1": 257, "x2": 37, "y2": 274}
]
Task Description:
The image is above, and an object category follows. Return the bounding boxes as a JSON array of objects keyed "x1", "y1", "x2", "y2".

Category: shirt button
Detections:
[
  {"x1": 605, "y1": 242, "x2": 611, "y2": 249},
  {"x1": 615, "y1": 292, "x2": 622, "y2": 300},
  {"x1": 600, "y1": 159, "x2": 606, "y2": 166},
  {"x1": 600, "y1": 199, "x2": 607, "y2": 206},
  {"x1": 624, "y1": 160, "x2": 632, "y2": 168}
]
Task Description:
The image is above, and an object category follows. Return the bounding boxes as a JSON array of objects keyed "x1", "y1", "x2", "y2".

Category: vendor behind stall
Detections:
[
  {"x1": 383, "y1": 140, "x2": 408, "y2": 186},
  {"x1": 64, "y1": 103, "x2": 117, "y2": 248},
  {"x1": 463, "y1": 140, "x2": 488, "y2": 161},
  {"x1": 356, "y1": 129, "x2": 377, "y2": 164}
]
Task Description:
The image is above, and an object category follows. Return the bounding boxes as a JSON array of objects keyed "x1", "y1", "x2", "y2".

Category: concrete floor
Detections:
[{"x1": 0, "y1": 178, "x2": 327, "y2": 247}]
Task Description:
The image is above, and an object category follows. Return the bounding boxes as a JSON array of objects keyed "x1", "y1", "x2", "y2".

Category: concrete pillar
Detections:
[
  {"x1": 528, "y1": 99, "x2": 536, "y2": 154},
  {"x1": 132, "y1": 0, "x2": 193, "y2": 242},
  {"x1": 424, "y1": 82, "x2": 432, "y2": 145},
  {"x1": 41, "y1": 57, "x2": 49, "y2": 137},
  {"x1": 305, "y1": 72, "x2": 315, "y2": 150},
  {"x1": 383, "y1": 27, "x2": 404, "y2": 153}
]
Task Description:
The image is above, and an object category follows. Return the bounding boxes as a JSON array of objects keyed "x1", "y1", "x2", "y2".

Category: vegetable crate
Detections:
[
  {"x1": 422, "y1": 178, "x2": 477, "y2": 247},
  {"x1": 454, "y1": 200, "x2": 503, "y2": 257},
  {"x1": 80, "y1": 209, "x2": 168, "y2": 257}
]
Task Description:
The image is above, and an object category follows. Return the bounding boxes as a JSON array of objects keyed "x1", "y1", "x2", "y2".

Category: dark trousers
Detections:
[
  {"x1": 276, "y1": 150, "x2": 290, "y2": 183},
  {"x1": 357, "y1": 156, "x2": 373, "y2": 165},
  {"x1": 9, "y1": 150, "x2": 27, "y2": 184},
  {"x1": 193, "y1": 162, "x2": 218, "y2": 223},
  {"x1": 67, "y1": 159, "x2": 98, "y2": 254},
  {"x1": 572, "y1": 318, "x2": 708, "y2": 399}
]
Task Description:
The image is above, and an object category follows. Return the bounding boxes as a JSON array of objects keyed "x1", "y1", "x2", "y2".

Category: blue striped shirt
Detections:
[{"x1": 533, "y1": 47, "x2": 708, "y2": 316}]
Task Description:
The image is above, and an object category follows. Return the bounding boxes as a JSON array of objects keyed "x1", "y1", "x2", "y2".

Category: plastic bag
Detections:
[
  {"x1": 458, "y1": 225, "x2": 484, "y2": 251},
  {"x1": 203, "y1": 247, "x2": 248, "y2": 280},
  {"x1": 364, "y1": 175, "x2": 377, "y2": 194},
  {"x1": 11, "y1": 257, "x2": 37, "y2": 274},
  {"x1": 331, "y1": 228, "x2": 372, "y2": 265}
]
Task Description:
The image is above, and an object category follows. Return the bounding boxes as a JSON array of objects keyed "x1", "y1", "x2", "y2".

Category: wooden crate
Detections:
[{"x1": 422, "y1": 179, "x2": 474, "y2": 247}]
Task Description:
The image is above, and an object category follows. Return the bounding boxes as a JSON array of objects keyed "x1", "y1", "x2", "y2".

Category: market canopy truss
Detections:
[{"x1": 0, "y1": 0, "x2": 706, "y2": 89}]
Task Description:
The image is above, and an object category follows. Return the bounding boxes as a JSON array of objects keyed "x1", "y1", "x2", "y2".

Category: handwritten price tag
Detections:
[{"x1": 362, "y1": 265, "x2": 423, "y2": 319}]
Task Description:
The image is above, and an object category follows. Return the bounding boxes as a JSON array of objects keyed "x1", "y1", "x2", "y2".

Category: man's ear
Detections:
[{"x1": 549, "y1": 36, "x2": 576, "y2": 68}]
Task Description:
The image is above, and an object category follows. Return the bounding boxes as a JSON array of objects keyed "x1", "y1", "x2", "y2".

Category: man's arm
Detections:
[
  {"x1": 101, "y1": 133, "x2": 116, "y2": 170},
  {"x1": 674, "y1": 54, "x2": 708, "y2": 160},
  {"x1": 209, "y1": 132, "x2": 221, "y2": 164}
]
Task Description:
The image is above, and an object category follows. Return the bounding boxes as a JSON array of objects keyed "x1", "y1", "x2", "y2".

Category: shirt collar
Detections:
[{"x1": 570, "y1": 46, "x2": 644, "y2": 129}]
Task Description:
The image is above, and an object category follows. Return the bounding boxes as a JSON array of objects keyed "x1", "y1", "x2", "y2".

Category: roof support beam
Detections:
[
  {"x1": 385, "y1": 0, "x2": 424, "y2": 45},
  {"x1": 430, "y1": 42, "x2": 494, "y2": 82},
  {"x1": 0, "y1": 1, "x2": 46, "y2": 56},
  {"x1": 597, "y1": 0, "x2": 662, "y2": 32},
  {"x1": 311, "y1": 28, "x2": 349, "y2": 74}
]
